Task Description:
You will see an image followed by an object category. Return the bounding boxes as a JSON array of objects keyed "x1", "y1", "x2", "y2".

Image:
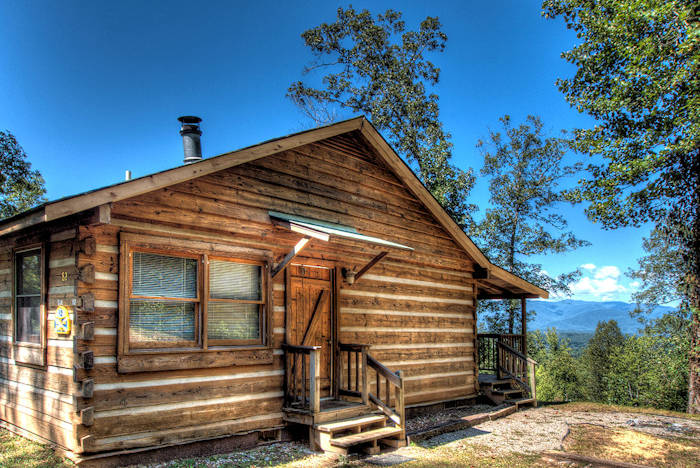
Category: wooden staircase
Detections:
[
  {"x1": 283, "y1": 343, "x2": 406, "y2": 455},
  {"x1": 480, "y1": 376, "x2": 536, "y2": 409},
  {"x1": 478, "y1": 336, "x2": 538, "y2": 410},
  {"x1": 314, "y1": 413, "x2": 403, "y2": 455}
]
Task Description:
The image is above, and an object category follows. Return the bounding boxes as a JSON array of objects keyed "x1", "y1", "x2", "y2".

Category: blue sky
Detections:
[{"x1": 0, "y1": 0, "x2": 651, "y2": 302}]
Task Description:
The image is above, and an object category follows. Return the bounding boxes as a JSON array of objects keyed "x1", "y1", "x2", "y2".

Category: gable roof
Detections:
[{"x1": 0, "y1": 116, "x2": 547, "y2": 299}]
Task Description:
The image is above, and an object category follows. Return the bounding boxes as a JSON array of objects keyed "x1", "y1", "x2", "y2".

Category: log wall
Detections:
[
  {"x1": 0, "y1": 130, "x2": 479, "y2": 454},
  {"x1": 0, "y1": 221, "x2": 87, "y2": 452}
]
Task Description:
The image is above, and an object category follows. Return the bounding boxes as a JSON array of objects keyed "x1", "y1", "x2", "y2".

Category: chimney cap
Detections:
[{"x1": 178, "y1": 116, "x2": 202, "y2": 125}]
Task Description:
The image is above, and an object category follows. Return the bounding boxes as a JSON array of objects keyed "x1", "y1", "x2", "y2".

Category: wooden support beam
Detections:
[
  {"x1": 80, "y1": 322, "x2": 95, "y2": 341},
  {"x1": 80, "y1": 379, "x2": 94, "y2": 398},
  {"x1": 472, "y1": 266, "x2": 490, "y2": 279},
  {"x1": 521, "y1": 298, "x2": 527, "y2": 355},
  {"x1": 79, "y1": 407, "x2": 94, "y2": 427},
  {"x1": 353, "y1": 251, "x2": 388, "y2": 282},
  {"x1": 477, "y1": 293, "x2": 540, "y2": 300},
  {"x1": 271, "y1": 237, "x2": 311, "y2": 279}
]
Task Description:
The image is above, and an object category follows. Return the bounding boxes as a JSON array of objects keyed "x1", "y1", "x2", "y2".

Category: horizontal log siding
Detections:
[
  {"x1": 73, "y1": 225, "x2": 286, "y2": 452},
  {"x1": 79, "y1": 131, "x2": 478, "y2": 452},
  {"x1": 0, "y1": 224, "x2": 81, "y2": 451}
]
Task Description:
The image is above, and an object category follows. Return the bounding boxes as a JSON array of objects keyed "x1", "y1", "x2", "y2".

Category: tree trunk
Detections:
[
  {"x1": 507, "y1": 221, "x2": 518, "y2": 334},
  {"x1": 690, "y1": 303, "x2": 699, "y2": 413},
  {"x1": 687, "y1": 163, "x2": 700, "y2": 414}
]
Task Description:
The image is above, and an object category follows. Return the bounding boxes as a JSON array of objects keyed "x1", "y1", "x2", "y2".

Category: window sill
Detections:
[
  {"x1": 13, "y1": 344, "x2": 46, "y2": 367},
  {"x1": 117, "y1": 347, "x2": 274, "y2": 373}
]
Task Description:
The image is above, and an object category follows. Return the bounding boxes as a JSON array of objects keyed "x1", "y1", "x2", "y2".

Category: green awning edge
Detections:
[{"x1": 269, "y1": 211, "x2": 413, "y2": 251}]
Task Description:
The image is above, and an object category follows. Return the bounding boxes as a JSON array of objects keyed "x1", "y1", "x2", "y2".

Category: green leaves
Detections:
[
  {"x1": 0, "y1": 131, "x2": 46, "y2": 220},
  {"x1": 474, "y1": 115, "x2": 589, "y2": 333},
  {"x1": 543, "y1": 0, "x2": 699, "y2": 226},
  {"x1": 288, "y1": 6, "x2": 476, "y2": 230},
  {"x1": 544, "y1": 0, "x2": 699, "y2": 412}
]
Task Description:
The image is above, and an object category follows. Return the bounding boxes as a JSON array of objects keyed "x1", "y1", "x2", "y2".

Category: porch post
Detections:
[{"x1": 521, "y1": 297, "x2": 527, "y2": 355}]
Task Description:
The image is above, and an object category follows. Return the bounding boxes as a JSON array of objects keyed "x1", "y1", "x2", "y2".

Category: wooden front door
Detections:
[{"x1": 287, "y1": 264, "x2": 334, "y2": 396}]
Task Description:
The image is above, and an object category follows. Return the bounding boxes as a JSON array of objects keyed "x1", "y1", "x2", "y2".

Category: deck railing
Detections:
[
  {"x1": 477, "y1": 333, "x2": 524, "y2": 373},
  {"x1": 283, "y1": 343, "x2": 321, "y2": 413},
  {"x1": 496, "y1": 340, "x2": 537, "y2": 402},
  {"x1": 338, "y1": 343, "x2": 369, "y2": 404},
  {"x1": 338, "y1": 342, "x2": 405, "y2": 438}
]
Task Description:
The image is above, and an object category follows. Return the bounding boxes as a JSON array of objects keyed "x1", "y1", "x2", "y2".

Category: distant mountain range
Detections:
[{"x1": 528, "y1": 299, "x2": 676, "y2": 334}]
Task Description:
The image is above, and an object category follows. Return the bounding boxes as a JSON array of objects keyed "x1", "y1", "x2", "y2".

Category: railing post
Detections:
[
  {"x1": 396, "y1": 370, "x2": 405, "y2": 438},
  {"x1": 309, "y1": 348, "x2": 321, "y2": 414},
  {"x1": 528, "y1": 360, "x2": 537, "y2": 406},
  {"x1": 361, "y1": 345, "x2": 368, "y2": 405}
]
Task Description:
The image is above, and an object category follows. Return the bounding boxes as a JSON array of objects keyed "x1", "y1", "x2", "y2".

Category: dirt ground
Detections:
[
  {"x1": 4, "y1": 403, "x2": 699, "y2": 467},
  {"x1": 145, "y1": 403, "x2": 700, "y2": 468}
]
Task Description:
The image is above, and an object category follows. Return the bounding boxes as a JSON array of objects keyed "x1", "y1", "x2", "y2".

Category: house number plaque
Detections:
[{"x1": 54, "y1": 306, "x2": 72, "y2": 335}]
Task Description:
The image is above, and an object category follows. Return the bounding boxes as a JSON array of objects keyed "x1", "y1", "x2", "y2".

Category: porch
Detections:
[
  {"x1": 477, "y1": 333, "x2": 538, "y2": 407},
  {"x1": 281, "y1": 343, "x2": 406, "y2": 455}
]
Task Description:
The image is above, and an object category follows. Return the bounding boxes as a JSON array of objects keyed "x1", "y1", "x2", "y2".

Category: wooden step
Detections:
[
  {"x1": 492, "y1": 388, "x2": 523, "y2": 396},
  {"x1": 316, "y1": 414, "x2": 386, "y2": 433},
  {"x1": 484, "y1": 379, "x2": 512, "y2": 386},
  {"x1": 506, "y1": 397, "x2": 535, "y2": 408},
  {"x1": 330, "y1": 426, "x2": 403, "y2": 448}
]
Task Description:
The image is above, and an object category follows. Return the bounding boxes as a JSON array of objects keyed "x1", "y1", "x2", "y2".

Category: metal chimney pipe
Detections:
[{"x1": 178, "y1": 116, "x2": 203, "y2": 164}]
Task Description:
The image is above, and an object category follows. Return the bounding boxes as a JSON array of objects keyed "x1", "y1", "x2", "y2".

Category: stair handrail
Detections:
[
  {"x1": 496, "y1": 340, "x2": 537, "y2": 403},
  {"x1": 338, "y1": 342, "x2": 369, "y2": 404},
  {"x1": 366, "y1": 354, "x2": 405, "y2": 437},
  {"x1": 338, "y1": 342, "x2": 405, "y2": 440},
  {"x1": 283, "y1": 343, "x2": 321, "y2": 414}
]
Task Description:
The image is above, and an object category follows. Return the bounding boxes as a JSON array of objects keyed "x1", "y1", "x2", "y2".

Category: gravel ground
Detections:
[
  {"x1": 141, "y1": 405, "x2": 700, "y2": 467},
  {"x1": 418, "y1": 405, "x2": 700, "y2": 455},
  {"x1": 405, "y1": 404, "x2": 495, "y2": 433},
  {"x1": 142, "y1": 442, "x2": 325, "y2": 468}
]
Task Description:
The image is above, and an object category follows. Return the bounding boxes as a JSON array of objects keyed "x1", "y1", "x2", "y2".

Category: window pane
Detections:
[
  {"x1": 132, "y1": 252, "x2": 197, "y2": 298},
  {"x1": 207, "y1": 302, "x2": 260, "y2": 341},
  {"x1": 129, "y1": 300, "x2": 195, "y2": 345},
  {"x1": 16, "y1": 250, "x2": 40, "y2": 295},
  {"x1": 209, "y1": 260, "x2": 261, "y2": 300},
  {"x1": 16, "y1": 296, "x2": 41, "y2": 344}
]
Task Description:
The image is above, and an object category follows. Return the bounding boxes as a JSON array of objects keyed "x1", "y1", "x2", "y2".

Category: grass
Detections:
[
  {"x1": 347, "y1": 443, "x2": 548, "y2": 468},
  {"x1": 2, "y1": 402, "x2": 699, "y2": 468},
  {"x1": 564, "y1": 423, "x2": 700, "y2": 467},
  {"x1": 554, "y1": 401, "x2": 700, "y2": 422},
  {"x1": 0, "y1": 429, "x2": 73, "y2": 468}
]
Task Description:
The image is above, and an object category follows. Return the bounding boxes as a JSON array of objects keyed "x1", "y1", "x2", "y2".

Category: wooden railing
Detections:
[
  {"x1": 496, "y1": 340, "x2": 537, "y2": 402},
  {"x1": 339, "y1": 342, "x2": 405, "y2": 436},
  {"x1": 338, "y1": 343, "x2": 369, "y2": 404},
  {"x1": 283, "y1": 343, "x2": 321, "y2": 414},
  {"x1": 477, "y1": 333, "x2": 524, "y2": 373}
]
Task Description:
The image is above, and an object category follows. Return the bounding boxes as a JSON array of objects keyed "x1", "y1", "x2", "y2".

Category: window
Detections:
[
  {"x1": 124, "y1": 246, "x2": 266, "y2": 352},
  {"x1": 207, "y1": 258, "x2": 263, "y2": 345},
  {"x1": 129, "y1": 252, "x2": 199, "y2": 349},
  {"x1": 14, "y1": 247, "x2": 43, "y2": 345}
]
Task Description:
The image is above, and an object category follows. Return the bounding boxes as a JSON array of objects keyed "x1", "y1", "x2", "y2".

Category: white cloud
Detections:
[
  {"x1": 629, "y1": 280, "x2": 641, "y2": 289},
  {"x1": 594, "y1": 265, "x2": 621, "y2": 279},
  {"x1": 568, "y1": 265, "x2": 628, "y2": 301}
]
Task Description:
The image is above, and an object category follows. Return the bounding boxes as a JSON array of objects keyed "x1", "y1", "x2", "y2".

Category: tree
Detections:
[
  {"x1": 542, "y1": 0, "x2": 700, "y2": 412},
  {"x1": 628, "y1": 226, "x2": 685, "y2": 313},
  {"x1": 607, "y1": 314, "x2": 690, "y2": 411},
  {"x1": 288, "y1": 7, "x2": 477, "y2": 230},
  {"x1": 0, "y1": 131, "x2": 46, "y2": 219},
  {"x1": 582, "y1": 320, "x2": 625, "y2": 402},
  {"x1": 529, "y1": 328, "x2": 586, "y2": 402},
  {"x1": 475, "y1": 115, "x2": 589, "y2": 333}
]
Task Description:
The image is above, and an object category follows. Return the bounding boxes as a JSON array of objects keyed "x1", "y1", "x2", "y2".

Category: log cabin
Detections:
[{"x1": 0, "y1": 116, "x2": 547, "y2": 463}]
